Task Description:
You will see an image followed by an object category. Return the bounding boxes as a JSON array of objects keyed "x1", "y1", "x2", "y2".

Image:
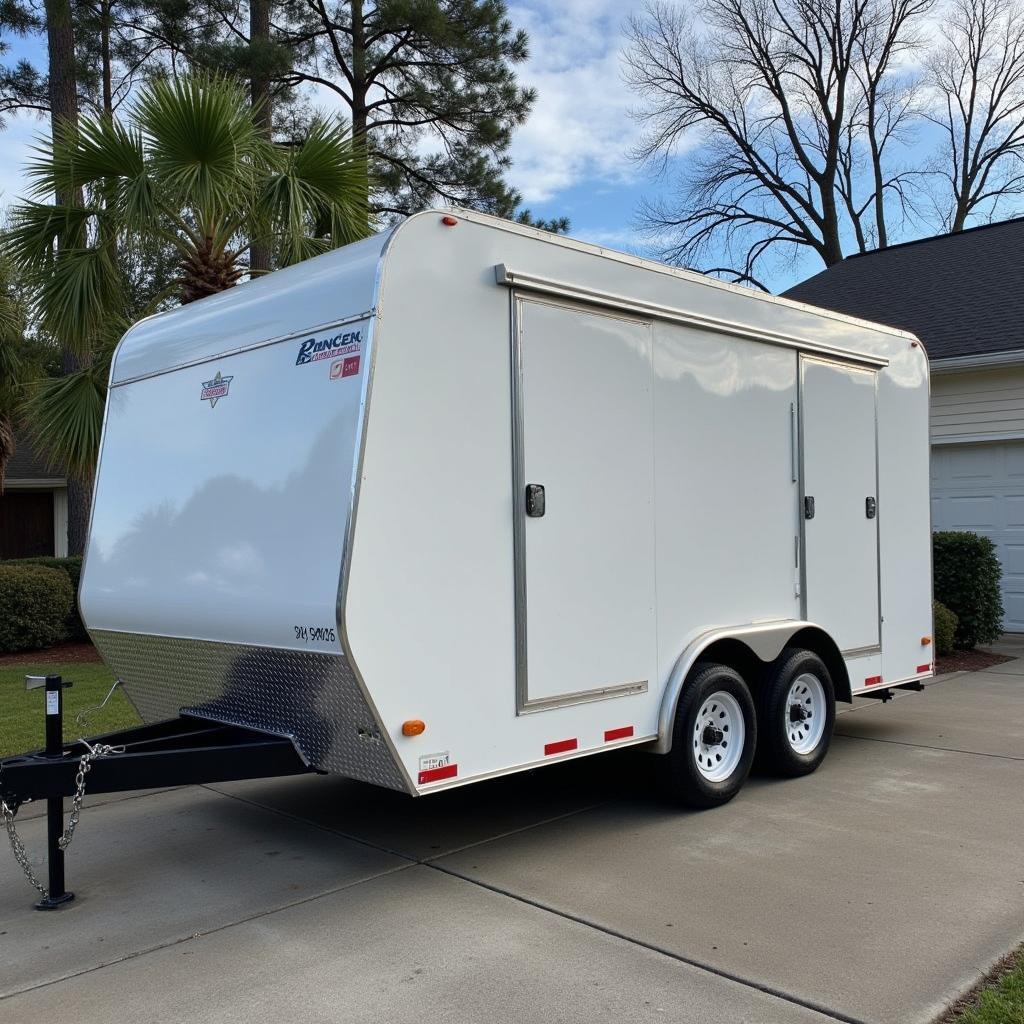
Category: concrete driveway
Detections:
[{"x1": 1, "y1": 658, "x2": 1022, "y2": 1024}]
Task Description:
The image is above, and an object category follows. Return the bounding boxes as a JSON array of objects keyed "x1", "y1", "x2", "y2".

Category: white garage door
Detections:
[{"x1": 931, "y1": 441, "x2": 1024, "y2": 632}]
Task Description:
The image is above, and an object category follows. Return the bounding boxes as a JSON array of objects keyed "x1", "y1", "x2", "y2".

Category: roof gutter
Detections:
[{"x1": 930, "y1": 348, "x2": 1024, "y2": 374}]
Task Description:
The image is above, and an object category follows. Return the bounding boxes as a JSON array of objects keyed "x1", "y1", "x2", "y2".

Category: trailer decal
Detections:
[
  {"x1": 418, "y1": 759, "x2": 457, "y2": 785},
  {"x1": 295, "y1": 329, "x2": 362, "y2": 365},
  {"x1": 604, "y1": 726, "x2": 634, "y2": 742},
  {"x1": 544, "y1": 738, "x2": 578, "y2": 756},
  {"x1": 199, "y1": 371, "x2": 233, "y2": 408},
  {"x1": 330, "y1": 355, "x2": 360, "y2": 380}
]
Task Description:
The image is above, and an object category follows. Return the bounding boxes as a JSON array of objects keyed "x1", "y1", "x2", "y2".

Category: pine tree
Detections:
[{"x1": 276, "y1": 0, "x2": 535, "y2": 217}]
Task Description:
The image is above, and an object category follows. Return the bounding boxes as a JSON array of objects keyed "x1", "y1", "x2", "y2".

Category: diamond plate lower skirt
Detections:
[{"x1": 90, "y1": 629, "x2": 410, "y2": 793}]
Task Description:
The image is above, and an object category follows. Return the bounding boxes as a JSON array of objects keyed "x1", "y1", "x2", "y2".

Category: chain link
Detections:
[
  {"x1": 1, "y1": 742, "x2": 124, "y2": 898},
  {"x1": 1, "y1": 797, "x2": 48, "y2": 899}
]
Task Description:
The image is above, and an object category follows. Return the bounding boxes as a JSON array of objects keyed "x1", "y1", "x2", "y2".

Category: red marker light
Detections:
[{"x1": 441, "y1": 215, "x2": 458, "y2": 226}]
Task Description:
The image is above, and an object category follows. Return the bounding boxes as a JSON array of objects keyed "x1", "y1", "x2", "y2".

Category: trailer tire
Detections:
[
  {"x1": 662, "y1": 662, "x2": 757, "y2": 808},
  {"x1": 759, "y1": 649, "x2": 836, "y2": 777}
]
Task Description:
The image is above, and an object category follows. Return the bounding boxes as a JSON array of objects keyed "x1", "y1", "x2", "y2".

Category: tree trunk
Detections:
[
  {"x1": 66, "y1": 476, "x2": 92, "y2": 556},
  {"x1": 866, "y1": 95, "x2": 887, "y2": 249},
  {"x1": 45, "y1": 0, "x2": 77, "y2": 139},
  {"x1": 350, "y1": 0, "x2": 371, "y2": 228},
  {"x1": 46, "y1": 0, "x2": 91, "y2": 556},
  {"x1": 101, "y1": 0, "x2": 113, "y2": 114},
  {"x1": 951, "y1": 196, "x2": 970, "y2": 232},
  {"x1": 819, "y1": 186, "x2": 844, "y2": 266},
  {"x1": 249, "y1": 0, "x2": 273, "y2": 275}
]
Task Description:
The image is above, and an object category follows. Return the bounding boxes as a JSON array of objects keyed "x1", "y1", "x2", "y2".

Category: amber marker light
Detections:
[
  {"x1": 921, "y1": 636, "x2": 932, "y2": 646},
  {"x1": 402, "y1": 719, "x2": 426, "y2": 737},
  {"x1": 441, "y1": 215, "x2": 458, "y2": 226}
]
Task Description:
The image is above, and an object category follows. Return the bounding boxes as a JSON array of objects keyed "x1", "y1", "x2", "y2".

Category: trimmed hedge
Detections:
[
  {"x1": 0, "y1": 564, "x2": 73, "y2": 653},
  {"x1": 933, "y1": 531, "x2": 1003, "y2": 649},
  {"x1": 5, "y1": 556, "x2": 85, "y2": 640},
  {"x1": 933, "y1": 600, "x2": 958, "y2": 657}
]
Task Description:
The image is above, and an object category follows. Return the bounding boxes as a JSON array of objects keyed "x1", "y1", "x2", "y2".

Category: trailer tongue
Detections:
[{"x1": 0, "y1": 675, "x2": 311, "y2": 908}]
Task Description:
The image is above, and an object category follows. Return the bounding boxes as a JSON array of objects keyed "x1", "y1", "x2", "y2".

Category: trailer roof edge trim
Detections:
[
  {"x1": 443, "y1": 207, "x2": 918, "y2": 345},
  {"x1": 109, "y1": 308, "x2": 377, "y2": 388},
  {"x1": 496, "y1": 266, "x2": 890, "y2": 369}
]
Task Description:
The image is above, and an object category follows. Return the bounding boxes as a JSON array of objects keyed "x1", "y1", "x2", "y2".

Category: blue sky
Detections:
[{"x1": 0, "y1": 0, "x2": 977, "y2": 293}]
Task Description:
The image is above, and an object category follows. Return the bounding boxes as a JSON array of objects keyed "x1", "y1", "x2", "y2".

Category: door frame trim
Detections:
[
  {"x1": 510, "y1": 291, "x2": 652, "y2": 714},
  {"x1": 797, "y1": 354, "x2": 883, "y2": 650}
]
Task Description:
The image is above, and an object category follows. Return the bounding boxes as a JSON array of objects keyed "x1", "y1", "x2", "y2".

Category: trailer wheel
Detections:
[
  {"x1": 663, "y1": 662, "x2": 757, "y2": 808},
  {"x1": 759, "y1": 649, "x2": 836, "y2": 777}
]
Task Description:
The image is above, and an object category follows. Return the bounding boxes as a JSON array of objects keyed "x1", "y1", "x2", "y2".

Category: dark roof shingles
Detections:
[
  {"x1": 6, "y1": 435, "x2": 57, "y2": 480},
  {"x1": 782, "y1": 218, "x2": 1024, "y2": 360}
]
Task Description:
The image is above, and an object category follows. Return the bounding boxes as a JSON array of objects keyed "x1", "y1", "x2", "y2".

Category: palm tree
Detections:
[{"x1": 2, "y1": 72, "x2": 369, "y2": 485}]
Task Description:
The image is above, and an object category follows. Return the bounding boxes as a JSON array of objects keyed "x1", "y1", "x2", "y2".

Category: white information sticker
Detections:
[
  {"x1": 46, "y1": 691, "x2": 59, "y2": 715},
  {"x1": 418, "y1": 751, "x2": 451, "y2": 772}
]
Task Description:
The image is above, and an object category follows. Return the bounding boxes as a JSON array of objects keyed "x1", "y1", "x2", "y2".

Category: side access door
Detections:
[
  {"x1": 512, "y1": 295, "x2": 657, "y2": 713},
  {"x1": 799, "y1": 356, "x2": 881, "y2": 653}
]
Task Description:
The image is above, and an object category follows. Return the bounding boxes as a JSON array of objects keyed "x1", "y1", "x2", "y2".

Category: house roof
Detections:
[
  {"x1": 6, "y1": 434, "x2": 59, "y2": 481},
  {"x1": 782, "y1": 217, "x2": 1024, "y2": 361}
]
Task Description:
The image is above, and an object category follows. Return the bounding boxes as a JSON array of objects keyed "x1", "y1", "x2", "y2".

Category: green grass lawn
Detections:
[
  {"x1": 0, "y1": 661, "x2": 141, "y2": 758},
  {"x1": 949, "y1": 949, "x2": 1024, "y2": 1024}
]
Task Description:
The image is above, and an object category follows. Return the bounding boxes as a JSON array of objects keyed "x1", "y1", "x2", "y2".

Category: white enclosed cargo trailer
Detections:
[{"x1": 79, "y1": 209, "x2": 933, "y2": 807}]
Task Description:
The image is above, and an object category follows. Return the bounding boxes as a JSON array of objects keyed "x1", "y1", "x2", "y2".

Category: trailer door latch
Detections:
[
  {"x1": 803, "y1": 496, "x2": 815, "y2": 520},
  {"x1": 865, "y1": 496, "x2": 877, "y2": 519},
  {"x1": 525, "y1": 483, "x2": 546, "y2": 517}
]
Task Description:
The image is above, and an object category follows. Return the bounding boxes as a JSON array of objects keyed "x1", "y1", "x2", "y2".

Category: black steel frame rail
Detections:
[{"x1": 0, "y1": 717, "x2": 312, "y2": 806}]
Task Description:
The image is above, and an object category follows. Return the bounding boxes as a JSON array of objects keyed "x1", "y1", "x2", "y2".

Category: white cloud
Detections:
[
  {"x1": 505, "y1": 0, "x2": 647, "y2": 202},
  {"x1": 573, "y1": 225, "x2": 648, "y2": 253}
]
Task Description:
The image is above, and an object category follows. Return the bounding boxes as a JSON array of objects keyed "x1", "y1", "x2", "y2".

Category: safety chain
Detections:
[
  {"x1": 1, "y1": 797, "x2": 47, "y2": 899},
  {"x1": 1, "y1": 741, "x2": 124, "y2": 898}
]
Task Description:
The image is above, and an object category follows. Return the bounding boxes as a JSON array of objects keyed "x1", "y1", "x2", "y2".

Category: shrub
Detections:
[
  {"x1": 0, "y1": 564, "x2": 73, "y2": 653},
  {"x1": 6, "y1": 556, "x2": 85, "y2": 640},
  {"x1": 933, "y1": 531, "x2": 1003, "y2": 648},
  {"x1": 933, "y1": 601, "x2": 958, "y2": 656}
]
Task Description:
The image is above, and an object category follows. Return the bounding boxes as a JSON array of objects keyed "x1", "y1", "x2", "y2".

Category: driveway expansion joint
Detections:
[
  {"x1": 425, "y1": 861, "x2": 871, "y2": 1024},
  {"x1": 833, "y1": 732, "x2": 1024, "y2": 761}
]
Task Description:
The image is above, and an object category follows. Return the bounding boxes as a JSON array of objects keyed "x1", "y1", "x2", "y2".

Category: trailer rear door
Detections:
[
  {"x1": 513, "y1": 297, "x2": 656, "y2": 712},
  {"x1": 800, "y1": 356, "x2": 880, "y2": 652}
]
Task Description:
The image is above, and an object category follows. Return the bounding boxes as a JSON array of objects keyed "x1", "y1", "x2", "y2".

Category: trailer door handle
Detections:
[
  {"x1": 803, "y1": 496, "x2": 815, "y2": 520},
  {"x1": 525, "y1": 484, "x2": 546, "y2": 517},
  {"x1": 865, "y1": 496, "x2": 877, "y2": 519}
]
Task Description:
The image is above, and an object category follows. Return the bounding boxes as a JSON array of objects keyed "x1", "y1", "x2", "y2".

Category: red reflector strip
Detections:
[
  {"x1": 418, "y1": 763, "x2": 458, "y2": 785},
  {"x1": 544, "y1": 738, "x2": 578, "y2": 756},
  {"x1": 917, "y1": 663, "x2": 932, "y2": 674},
  {"x1": 864, "y1": 675, "x2": 883, "y2": 686},
  {"x1": 604, "y1": 726, "x2": 634, "y2": 742}
]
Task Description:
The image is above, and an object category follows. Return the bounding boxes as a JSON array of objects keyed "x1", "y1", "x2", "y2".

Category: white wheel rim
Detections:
[
  {"x1": 785, "y1": 673, "x2": 827, "y2": 755},
  {"x1": 692, "y1": 690, "x2": 745, "y2": 782}
]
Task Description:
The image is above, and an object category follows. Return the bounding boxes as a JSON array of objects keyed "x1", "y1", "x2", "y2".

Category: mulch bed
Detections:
[
  {"x1": 935, "y1": 648, "x2": 1013, "y2": 676},
  {"x1": 0, "y1": 641, "x2": 103, "y2": 667}
]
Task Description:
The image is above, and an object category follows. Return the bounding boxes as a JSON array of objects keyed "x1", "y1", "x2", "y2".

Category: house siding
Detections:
[{"x1": 931, "y1": 366, "x2": 1024, "y2": 443}]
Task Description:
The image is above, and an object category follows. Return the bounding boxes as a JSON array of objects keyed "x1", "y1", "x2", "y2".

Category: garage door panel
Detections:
[
  {"x1": 1003, "y1": 494, "x2": 1024, "y2": 526},
  {"x1": 932, "y1": 440, "x2": 1024, "y2": 633},
  {"x1": 1001, "y1": 592, "x2": 1024, "y2": 628},
  {"x1": 1005, "y1": 446, "x2": 1024, "y2": 477},
  {"x1": 944, "y1": 446, "x2": 1000, "y2": 479},
  {"x1": 1001, "y1": 543, "x2": 1024, "y2": 574},
  {"x1": 942, "y1": 494, "x2": 997, "y2": 528}
]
